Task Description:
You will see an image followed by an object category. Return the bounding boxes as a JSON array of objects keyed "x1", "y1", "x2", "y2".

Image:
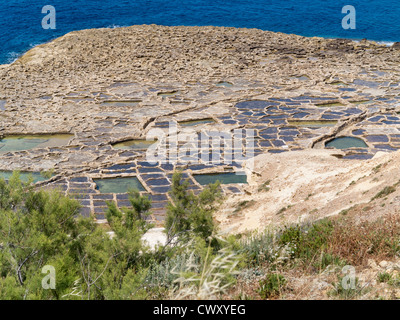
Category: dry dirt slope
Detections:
[{"x1": 216, "y1": 149, "x2": 400, "y2": 234}]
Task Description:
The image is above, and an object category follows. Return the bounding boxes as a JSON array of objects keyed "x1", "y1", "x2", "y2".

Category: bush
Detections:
[
  {"x1": 165, "y1": 171, "x2": 222, "y2": 243},
  {"x1": 258, "y1": 273, "x2": 286, "y2": 299},
  {"x1": 377, "y1": 272, "x2": 392, "y2": 283},
  {"x1": 371, "y1": 185, "x2": 396, "y2": 201},
  {"x1": 328, "y1": 215, "x2": 400, "y2": 265},
  {"x1": 170, "y1": 239, "x2": 239, "y2": 300},
  {"x1": 277, "y1": 219, "x2": 335, "y2": 264},
  {"x1": 239, "y1": 231, "x2": 275, "y2": 267},
  {"x1": 0, "y1": 172, "x2": 158, "y2": 300},
  {"x1": 329, "y1": 276, "x2": 365, "y2": 300},
  {"x1": 278, "y1": 225, "x2": 302, "y2": 258}
]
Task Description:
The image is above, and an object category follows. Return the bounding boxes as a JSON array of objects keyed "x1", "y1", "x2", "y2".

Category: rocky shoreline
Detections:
[{"x1": 1, "y1": 25, "x2": 400, "y2": 226}]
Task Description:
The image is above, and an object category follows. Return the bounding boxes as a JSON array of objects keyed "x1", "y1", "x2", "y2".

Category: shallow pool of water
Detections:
[
  {"x1": 0, "y1": 171, "x2": 48, "y2": 183},
  {"x1": 325, "y1": 136, "x2": 368, "y2": 149},
  {"x1": 193, "y1": 172, "x2": 247, "y2": 185},
  {"x1": 290, "y1": 75, "x2": 309, "y2": 81},
  {"x1": 0, "y1": 100, "x2": 6, "y2": 111},
  {"x1": 353, "y1": 79, "x2": 380, "y2": 88},
  {"x1": 94, "y1": 177, "x2": 145, "y2": 193},
  {"x1": 216, "y1": 81, "x2": 233, "y2": 87},
  {"x1": 179, "y1": 118, "x2": 216, "y2": 127},
  {"x1": 112, "y1": 139, "x2": 157, "y2": 150},
  {"x1": 0, "y1": 134, "x2": 73, "y2": 153},
  {"x1": 329, "y1": 81, "x2": 347, "y2": 86}
]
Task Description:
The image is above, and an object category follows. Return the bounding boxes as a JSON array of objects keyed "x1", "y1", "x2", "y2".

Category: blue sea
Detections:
[{"x1": 1, "y1": 0, "x2": 399, "y2": 64}]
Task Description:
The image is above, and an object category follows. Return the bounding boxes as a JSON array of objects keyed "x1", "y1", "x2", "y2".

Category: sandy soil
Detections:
[{"x1": 216, "y1": 149, "x2": 400, "y2": 234}]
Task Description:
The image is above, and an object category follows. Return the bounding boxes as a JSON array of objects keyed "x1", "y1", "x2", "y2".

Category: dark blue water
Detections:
[{"x1": 1, "y1": 0, "x2": 399, "y2": 64}]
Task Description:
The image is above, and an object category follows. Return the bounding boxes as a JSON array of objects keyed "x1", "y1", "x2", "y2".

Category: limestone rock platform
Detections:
[{"x1": 1, "y1": 25, "x2": 400, "y2": 224}]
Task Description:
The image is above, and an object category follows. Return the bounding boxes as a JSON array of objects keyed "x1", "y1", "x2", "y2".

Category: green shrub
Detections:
[
  {"x1": 240, "y1": 231, "x2": 275, "y2": 266},
  {"x1": 302, "y1": 219, "x2": 334, "y2": 253},
  {"x1": 258, "y1": 273, "x2": 286, "y2": 299},
  {"x1": 378, "y1": 272, "x2": 392, "y2": 284},
  {"x1": 371, "y1": 186, "x2": 396, "y2": 201},
  {"x1": 314, "y1": 252, "x2": 347, "y2": 270},
  {"x1": 329, "y1": 276, "x2": 365, "y2": 300},
  {"x1": 165, "y1": 171, "x2": 222, "y2": 243},
  {"x1": 278, "y1": 219, "x2": 334, "y2": 260},
  {"x1": 277, "y1": 225, "x2": 301, "y2": 259},
  {"x1": 258, "y1": 180, "x2": 271, "y2": 192}
]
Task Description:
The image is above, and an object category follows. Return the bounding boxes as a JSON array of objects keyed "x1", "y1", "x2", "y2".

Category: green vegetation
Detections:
[
  {"x1": 276, "y1": 219, "x2": 347, "y2": 270},
  {"x1": 276, "y1": 205, "x2": 293, "y2": 215},
  {"x1": 2, "y1": 171, "x2": 400, "y2": 300},
  {"x1": 0, "y1": 171, "x2": 235, "y2": 300},
  {"x1": 239, "y1": 230, "x2": 275, "y2": 267},
  {"x1": 305, "y1": 193, "x2": 313, "y2": 201},
  {"x1": 233, "y1": 213, "x2": 400, "y2": 300},
  {"x1": 233, "y1": 200, "x2": 255, "y2": 215},
  {"x1": 40, "y1": 168, "x2": 55, "y2": 180},
  {"x1": 339, "y1": 207, "x2": 353, "y2": 216},
  {"x1": 378, "y1": 272, "x2": 392, "y2": 283},
  {"x1": 165, "y1": 171, "x2": 222, "y2": 243},
  {"x1": 371, "y1": 185, "x2": 396, "y2": 201},
  {"x1": 258, "y1": 180, "x2": 271, "y2": 192},
  {"x1": 372, "y1": 164, "x2": 382, "y2": 174},
  {"x1": 258, "y1": 273, "x2": 286, "y2": 299},
  {"x1": 277, "y1": 206, "x2": 287, "y2": 215},
  {"x1": 329, "y1": 276, "x2": 365, "y2": 300},
  {"x1": 372, "y1": 163, "x2": 382, "y2": 173},
  {"x1": 0, "y1": 172, "x2": 155, "y2": 299}
]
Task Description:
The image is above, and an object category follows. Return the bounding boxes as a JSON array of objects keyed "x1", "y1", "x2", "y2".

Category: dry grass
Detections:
[
  {"x1": 169, "y1": 240, "x2": 240, "y2": 300},
  {"x1": 327, "y1": 213, "x2": 400, "y2": 266},
  {"x1": 225, "y1": 210, "x2": 400, "y2": 300}
]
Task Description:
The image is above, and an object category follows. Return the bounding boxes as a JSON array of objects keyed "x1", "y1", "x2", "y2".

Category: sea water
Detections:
[{"x1": 1, "y1": 0, "x2": 399, "y2": 65}]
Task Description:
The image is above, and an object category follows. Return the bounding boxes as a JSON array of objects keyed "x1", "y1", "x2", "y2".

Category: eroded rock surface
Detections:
[{"x1": 1, "y1": 25, "x2": 400, "y2": 224}]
